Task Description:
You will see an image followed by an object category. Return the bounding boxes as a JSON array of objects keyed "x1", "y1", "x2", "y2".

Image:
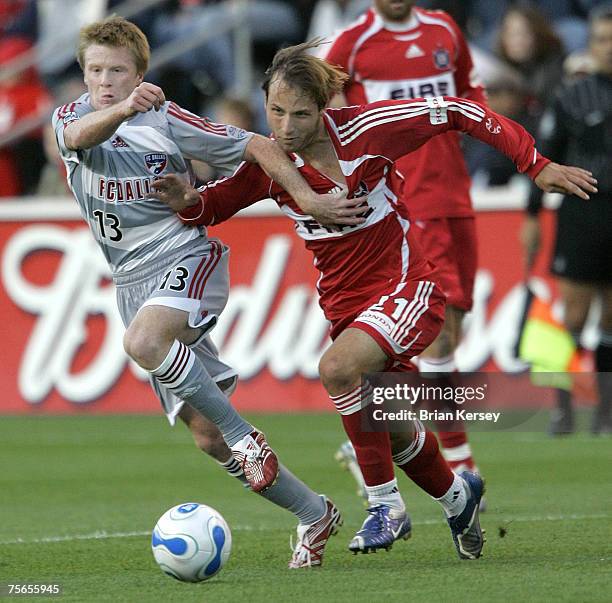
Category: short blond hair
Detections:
[
  {"x1": 77, "y1": 16, "x2": 150, "y2": 75},
  {"x1": 262, "y1": 40, "x2": 349, "y2": 110}
]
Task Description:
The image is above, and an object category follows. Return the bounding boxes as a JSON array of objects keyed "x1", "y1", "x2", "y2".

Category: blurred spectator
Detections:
[
  {"x1": 495, "y1": 4, "x2": 565, "y2": 110},
  {"x1": 563, "y1": 48, "x2": 598, "y2": 80},
  {"x1": 0, "y1": 0, "x2": 37, "y2": 40},
  {"x1": 0, "y1": 36, "x2": 52, "y2": 197},
  {"x1": 150, "y1": 0, "x2": 236, "y2": 111}
]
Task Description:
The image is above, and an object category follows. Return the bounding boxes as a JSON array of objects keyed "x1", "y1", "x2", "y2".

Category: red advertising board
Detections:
[{"x1": 0, "y1": 197, "x2": 592, "y2": 415}]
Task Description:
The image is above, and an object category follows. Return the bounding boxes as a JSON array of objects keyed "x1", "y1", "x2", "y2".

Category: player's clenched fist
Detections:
[{"x1": 122, "y1": 82, "x2": 166, "y2": 117}]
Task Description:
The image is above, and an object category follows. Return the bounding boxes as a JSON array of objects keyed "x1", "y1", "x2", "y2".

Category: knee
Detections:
[
  {"x1": 319, "y1": 350, "x2": 361, "y2": 396},
  {"x1": 123, "y1": 321, "x2": 165, "y2": 370}
]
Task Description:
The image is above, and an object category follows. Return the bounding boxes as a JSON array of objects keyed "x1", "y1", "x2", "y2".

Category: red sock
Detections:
[
  {"x1": 394, "y1": 424, "x2": 454, "y2": 498},
  {"x1": 331, "y1": 384, "x2": 395, "y2": 486},
  {"x1": 437, "y1": 429, "x2": 476, "y2": 472},
  {"x1": 340, "y1": 412, "x2": 394, "y2": 486}
]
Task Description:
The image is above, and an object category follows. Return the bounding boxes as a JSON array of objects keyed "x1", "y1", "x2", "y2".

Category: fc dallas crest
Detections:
[{"x1": 144, "y1": 153, "x2": 167, "y2": 175}]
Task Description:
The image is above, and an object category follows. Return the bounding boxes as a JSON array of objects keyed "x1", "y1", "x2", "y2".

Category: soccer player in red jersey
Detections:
[
  {"x1": 154, "y1": 42, "x2": 595, "y2": 558},
  {"x1": 324, "y1": 0, "x2": 489, "y2": 486}
]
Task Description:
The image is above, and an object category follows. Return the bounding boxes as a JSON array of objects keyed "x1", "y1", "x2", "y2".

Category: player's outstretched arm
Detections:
[
  {"x1": 243, "y1": 134, "x2": 366, "y2": 227},
  {"x1": 64, "y1": 82, "x2": 165, "y2": 150},
  {"x1": 153, "y1": 163, "x2": 270, "y2": 226}
]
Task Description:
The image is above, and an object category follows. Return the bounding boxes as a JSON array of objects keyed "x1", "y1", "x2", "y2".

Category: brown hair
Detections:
[
  {"x1": 498, "y1": 5, "x2": 563, "y2": 64},
  {"x1": 261, "y1": 40, "x2": 349, "y2": 110},
  {"x1": 77, "y1": 16, "x2": 150, "y2": 74}
]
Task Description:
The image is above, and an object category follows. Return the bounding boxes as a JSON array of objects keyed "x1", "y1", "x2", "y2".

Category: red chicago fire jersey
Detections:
[
  {"x1": 325, "y1": 7, "x2": 486, "y2": 219},
  {"x1": 179, "y1": 98, "x2": 548, "y2": 322}
]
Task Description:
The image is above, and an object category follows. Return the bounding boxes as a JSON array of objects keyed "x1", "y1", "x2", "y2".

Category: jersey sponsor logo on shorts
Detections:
[
  {"x1": 433, "y1": 46, "x2": 450, "y2": 70},
  {"x1": 357, "y1": 310, "x2": 396, "y2": 335},
  {"x1": 144, "y1": 153, "x2": 168, "y2": 175}
]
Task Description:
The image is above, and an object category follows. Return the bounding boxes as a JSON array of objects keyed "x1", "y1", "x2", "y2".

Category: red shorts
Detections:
[
  {"x1": 411, "y1": 217, "x2": 477, "y2": 312},
  {"x1": 329, "y1": 278, "x2": 446, "y2": 371}
]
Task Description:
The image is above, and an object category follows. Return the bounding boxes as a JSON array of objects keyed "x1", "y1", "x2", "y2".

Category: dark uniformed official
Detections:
[{"x1": 521, "y1": 5, "x2": 612, "y2": 435}]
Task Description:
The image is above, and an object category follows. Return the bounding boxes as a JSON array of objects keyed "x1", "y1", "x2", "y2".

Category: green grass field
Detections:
[{"x1": 1, "y1": 413, "x2": 610, "y2": 602}]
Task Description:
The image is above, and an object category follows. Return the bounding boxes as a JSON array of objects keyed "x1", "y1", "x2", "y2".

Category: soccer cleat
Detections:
[
  {"x1": 334, "y1": 440, "x2": 368, "y2": 501},
  {"x1": 289, "y1": 497, "x2": 343, "y2": 568},
  {"x1": 447, "y1": 462, "x2": 488, "y2": 513},
  {"x1": 348, "y1": 505, "x2": 411, "y2": 554},
  {"x1": 447, "y1": 471, "x2": 485, "y2": 560},
  {"x1": 230, "y1": 430, "x2": 279, "y2": 493}
]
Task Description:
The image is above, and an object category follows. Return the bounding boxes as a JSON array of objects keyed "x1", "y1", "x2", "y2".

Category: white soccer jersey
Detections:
[{"x1": 52, "y1": 94, "x2": 252, "y2": 275}]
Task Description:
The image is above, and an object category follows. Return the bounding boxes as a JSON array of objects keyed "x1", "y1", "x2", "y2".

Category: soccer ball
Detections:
[{"x1": 151, "y1": 502, "x2": 232, "y2": 582}]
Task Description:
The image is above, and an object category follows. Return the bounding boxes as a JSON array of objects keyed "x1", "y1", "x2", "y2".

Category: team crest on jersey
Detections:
[
  {"x1": 433, "y1": 47, "x2": 450, "y2": 70},
  {"x1": 226, "y1": 125, "x2": 248, "y2": 140},
  {"x1": 144, "y1": 153, "x2": 167, "y2": 175},
  {"x1": 486, "y1": 117, "x2": 502, "y2": 134}
]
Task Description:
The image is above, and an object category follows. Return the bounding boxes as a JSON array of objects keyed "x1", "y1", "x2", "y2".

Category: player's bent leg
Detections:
[
  {"x1": 125, "y1": 305, "x2": 277, "y2": 491},
  {"x1": 320, "y1": 328, "x2": 410, "y2": 553}
]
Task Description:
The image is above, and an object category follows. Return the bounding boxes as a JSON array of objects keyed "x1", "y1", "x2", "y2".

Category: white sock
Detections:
[
  {"x1": 365, "y1": 478, "x2": 405, "y2": 513},
  {"x1": 435, "y1": 472, "x2": 467, "y2": 518}
]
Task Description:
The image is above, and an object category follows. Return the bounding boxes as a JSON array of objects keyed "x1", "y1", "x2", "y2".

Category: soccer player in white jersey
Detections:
[
  {"x1": 52, "y1": 17, "x2": 353, "y2": 568},
  {"x1": 152, "y1": 41, "x2": 597, "y2": 559}
]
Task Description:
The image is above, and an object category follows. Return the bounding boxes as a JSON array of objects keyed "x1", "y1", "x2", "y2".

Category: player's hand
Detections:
[
  {"x1": 152, "y1": 174, "x2": 200, "y2": 212},
  {"x1": 299, "y1": 189, "x2": 367, "y2": 227},
  {"x1": 534, "y1": 163, "x2": 597, "y2": 200},
  {"x1": 122, "y1": 82, "x2": 166, "y2": 117},
  {"x1": 520, "y1": 215, "x2": 542, "y2": 272}
]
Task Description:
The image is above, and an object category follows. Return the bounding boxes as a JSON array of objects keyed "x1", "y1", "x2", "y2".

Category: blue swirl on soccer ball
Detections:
[
  {"x1": 151, "y1": 530, "x2": 188, "y2": 555},
  {"x1": 177, "y1": 503, "x2": 199, "y2": 513},
  {"x1": 204, "y1": 526, "x2": 226, "y2": 576}
]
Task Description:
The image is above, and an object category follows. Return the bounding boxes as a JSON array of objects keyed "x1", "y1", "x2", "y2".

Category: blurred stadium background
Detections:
[
  {"x1": 1, "y1": 2, "x2": 611, "y2": 601},
  {"x1": 0, "y1": 0, "x2": 605, "y2": 415}
]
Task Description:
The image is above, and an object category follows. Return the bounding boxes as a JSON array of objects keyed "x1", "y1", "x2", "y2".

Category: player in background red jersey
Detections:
[
  {"x1": 153, "y1": 42, "x2": 596, "y2": 558},
  {"x1": 325, "y1": 0, "x2": 489, "y2": 491}
]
